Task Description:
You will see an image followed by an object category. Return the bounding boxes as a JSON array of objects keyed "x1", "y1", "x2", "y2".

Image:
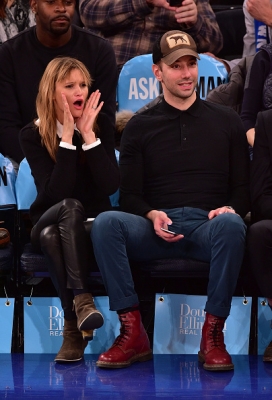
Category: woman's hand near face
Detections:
[
  {"x1": 61, "y1": 93, "x2": 75, "y2": 145},
  {"x1": 76, "y1": 90, "x2": 104, "y2": 145}
]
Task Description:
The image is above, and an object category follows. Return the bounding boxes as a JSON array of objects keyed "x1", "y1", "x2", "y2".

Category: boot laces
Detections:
[
  {"x1": 113, "y1": 314, "x2": 130, "y2": 347},
  {"x1": 208, "y1": 320, "x2": 223, "y2": 349}
]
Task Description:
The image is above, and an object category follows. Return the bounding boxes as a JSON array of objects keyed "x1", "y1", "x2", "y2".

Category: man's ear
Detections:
[
  {"x1": 30, "y1": 0, "x2": 37, "y2": 14},
  {"x1": 152, "y1": 63, "x2": 163, "y2": 82}
]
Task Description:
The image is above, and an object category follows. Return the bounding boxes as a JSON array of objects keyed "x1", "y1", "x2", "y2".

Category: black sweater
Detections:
[
  {"x1": 119, "y1": 97, "x2": 250, "y2": 218},
  {"x1": 240, "y1": 48, "x2": 271, "y2": 132},
  {"x1": 251, "y1": 109, "x2": 272, "y2": 222},
  {"x1": 19, "y1": 113, "x2": 119, "y2": 225},
  {"x1": 0, "y1": 25, "x2": 118, "y2": 163}
]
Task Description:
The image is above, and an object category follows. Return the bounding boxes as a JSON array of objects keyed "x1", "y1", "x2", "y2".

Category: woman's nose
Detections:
[{"x1": 75, "y1": 85, "x2": 83, "y2": 95}]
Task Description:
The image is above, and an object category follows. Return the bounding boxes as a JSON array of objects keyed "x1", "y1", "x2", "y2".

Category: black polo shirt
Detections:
[{"x1": 119, "y1": 96, "x2": 250, "y2": 218}]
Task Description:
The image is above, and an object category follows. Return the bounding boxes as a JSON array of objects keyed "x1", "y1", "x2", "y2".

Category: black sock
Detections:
[
  {"x1": 64, "y1": 313, "x2": 77, "y2": 321},
  {"x1": 73, "y1": 289, "x2": 88, "y2": 297},
  {"x1": 117, "y1": 304, "x2": 139, "y2": 315}
]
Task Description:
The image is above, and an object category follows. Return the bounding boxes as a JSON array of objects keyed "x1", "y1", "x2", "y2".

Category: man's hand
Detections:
[
  {"x1": 246, "y1": 0, "x2": 272, "y2": 26},
  {"x1": 146, "y1": 0, "x2": 197, "y2": 25},
  {"x1": 146, "y1": 210, "x2": 184, "y2": 242},
  {"x1": 175, "y1": 0, "x2": 197, "y2": 25},
  {"x1": 246, "y1": 128, "x2": 255, "y2": 147},
  {"x1": 208, "y1": 206, "x2": 236, "y2": 220}
]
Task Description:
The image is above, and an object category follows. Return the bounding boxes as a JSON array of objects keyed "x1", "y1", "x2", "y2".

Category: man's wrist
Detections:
[{"x1": 225, "y1": 206, "x2": 235, "y2": 212}]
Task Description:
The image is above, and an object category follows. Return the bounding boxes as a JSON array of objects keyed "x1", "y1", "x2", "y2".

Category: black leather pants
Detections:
[{"x1": 31, "y1": 198, "x2": 93, "y2": 319}]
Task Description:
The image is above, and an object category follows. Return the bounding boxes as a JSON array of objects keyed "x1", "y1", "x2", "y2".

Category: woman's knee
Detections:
[
  {"x1": 56, "y1": 199, "x2": 86, "y2": 225},
  {"x1": 39, "y1": 225, "x2": 59, "y2": 248},
  {"x1": 60, "y1": 198, "x2": 84, "y2": 214}
]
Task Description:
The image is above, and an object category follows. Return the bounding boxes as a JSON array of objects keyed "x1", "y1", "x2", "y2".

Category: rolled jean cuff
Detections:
[
  {"x1": 205, "y1": 301, "x2": 230, "y2": 319},
  {"x1": 109, "y1": 294, "x2": 139, "y2": 312}
]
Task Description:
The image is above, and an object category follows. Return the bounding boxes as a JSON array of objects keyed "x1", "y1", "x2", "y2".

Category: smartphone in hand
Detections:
[
  {"x1": 160, "y1": 227, "x2": 180, "y2": 236},
  {"x1": 169, "y1": 0, "x2": 182, "y2": 6}
]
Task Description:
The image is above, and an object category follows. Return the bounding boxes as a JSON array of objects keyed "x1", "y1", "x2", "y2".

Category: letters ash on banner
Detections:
[
  {"x1": 24, "y1": 297, "x2": 120, "y2": 354},
  {"x1": 153, "y1": 294, "x2": 251, "y2": 355}
]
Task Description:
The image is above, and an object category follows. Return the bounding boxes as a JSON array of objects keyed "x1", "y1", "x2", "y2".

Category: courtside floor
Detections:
[{"x1": 1, "y1": 354, "x2": 272, "y2": 399}]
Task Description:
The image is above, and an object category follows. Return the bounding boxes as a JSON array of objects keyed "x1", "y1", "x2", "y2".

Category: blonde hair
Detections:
[{"x1": 36, "y1": 57, "x2": 92, "y2": 161}]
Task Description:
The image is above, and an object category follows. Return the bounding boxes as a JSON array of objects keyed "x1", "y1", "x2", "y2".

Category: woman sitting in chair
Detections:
[{"x1": 19, "y1": 57, "x2": 119, "y2": 363}]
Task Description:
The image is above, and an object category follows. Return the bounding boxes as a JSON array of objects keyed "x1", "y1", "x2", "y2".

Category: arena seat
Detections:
[
  {"x1": 117, "y1": 53, "x2": 228, "y2": 112},
  {"x1": 0, "y1": 154, "x2": 16, "y2": 284}
]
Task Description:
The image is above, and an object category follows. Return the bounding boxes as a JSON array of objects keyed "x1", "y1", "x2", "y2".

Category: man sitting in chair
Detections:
[{"x1": 91, "y1": 30, "x2": 250, "y2": 371}]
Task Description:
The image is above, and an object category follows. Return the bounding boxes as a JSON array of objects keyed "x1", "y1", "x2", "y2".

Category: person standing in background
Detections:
[
  {"x1": 79, "y1": 0, "x2": 223, "y2": 72},
  {"x1": 243, "y1": 0, "x2": 272, "y2": 56}
]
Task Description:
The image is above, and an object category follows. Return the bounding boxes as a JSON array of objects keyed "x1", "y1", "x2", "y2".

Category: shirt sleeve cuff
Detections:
[
  {"x1": 82, "y1": 138, "x2": 101, "y2": 151},
  {"x1": 59, "y1": 141, "x2": 77, "y2": 150}
]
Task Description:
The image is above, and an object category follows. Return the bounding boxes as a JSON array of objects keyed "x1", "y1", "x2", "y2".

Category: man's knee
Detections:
[
  {"x1": 92, "y1": 211, "x2": 124, "y2": 240},
  {"x1": 91, "y1": 211, "x2": 136, "y2": 241},
  {"x1": 212, "y1": 213, "x2": 246, "y2": 241}
]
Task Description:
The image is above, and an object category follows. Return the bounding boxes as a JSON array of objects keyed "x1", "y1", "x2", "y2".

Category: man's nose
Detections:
[
  {"x1": 55, "y1": 1, "x2": 67, "y2": 11},
  {"x1": 180, "y1": 66, "x2": 191, "y2": 77}
]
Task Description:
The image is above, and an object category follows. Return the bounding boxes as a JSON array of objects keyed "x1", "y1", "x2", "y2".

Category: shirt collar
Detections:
[
  {"x1": 35, "y1": 119, "x2": 79, "y2": 138},
  {"x1": 160, "y1": 94, "x2": 203, "y2": 119},
  {"x1": 56, "y1": 120, "x2": 80, "y2": 138}
]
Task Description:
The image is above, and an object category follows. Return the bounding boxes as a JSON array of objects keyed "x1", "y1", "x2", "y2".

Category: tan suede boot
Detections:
[
  {"x1": 55, "y1": 319, "x2": 88, "y2": 363},
  {"x1": 73, "y1": 293, "x2": 104, "y2": 332}
]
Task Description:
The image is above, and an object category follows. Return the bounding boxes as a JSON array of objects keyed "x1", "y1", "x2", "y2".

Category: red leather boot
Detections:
[
  {"x1": 198, "y1": 312, "x2": 234, "y2": 371},
  {"x1": 96, "y1": 310, "x2": 152, "y2": 368}
]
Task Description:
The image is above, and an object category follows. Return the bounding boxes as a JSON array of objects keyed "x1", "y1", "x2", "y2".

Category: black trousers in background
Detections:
[
  {"x1": 31, "y1": 198, "x2": 93, "y2": 320},
  {"x1": 247, "y1": 220, "x2": 272, "y2": 299}
]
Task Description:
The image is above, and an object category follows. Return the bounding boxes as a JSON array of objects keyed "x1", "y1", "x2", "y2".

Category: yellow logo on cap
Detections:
[{"x1": 166, "y1": 33, "x2": 190, "y2": 49}]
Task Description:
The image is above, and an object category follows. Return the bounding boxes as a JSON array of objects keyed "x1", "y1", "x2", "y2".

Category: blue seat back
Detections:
[
  {"x1": 0, "y1": 154, "x2": 17, "y2": 207},
  {"x1": 117, "y1": 53, "x2": 228, "y2": 112},
  {"x1": 117, "y1": 54, "x2": 160, "y2": 112},
  {"x1": 15, "y1": 158, "x2": 37, "y2": 211},
  {"x1": 197, "y1": 54, "x2": 229, "y2": 99}
]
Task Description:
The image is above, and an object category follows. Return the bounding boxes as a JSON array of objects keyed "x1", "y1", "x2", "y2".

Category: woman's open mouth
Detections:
[{"x1": 73, "y1": 100, "x2": 84, "y2": 109}]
